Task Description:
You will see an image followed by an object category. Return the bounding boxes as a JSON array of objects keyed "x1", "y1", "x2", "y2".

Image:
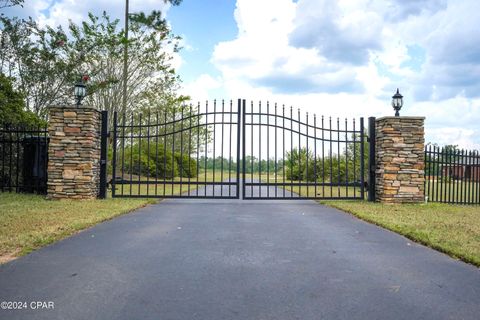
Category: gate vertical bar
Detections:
[
  {"x1": 212, "y1": 100, "x2": 216, "y2": 196},
  {"x1": 367, "y1": 117, "x2": 375, "y2": 201},
  {"x1": 259, "y1": 102, "x2": 262, "y2": 197},
  {"x1": 275, "y1": 103, "x2": 278, "y2": 198},
  {"x1": 360, "y1": 117, "x2": 365, "y2": 200},
  {"x1": 251, "y1": 102, "x2": 254, "y2": 197},
  {"x1": 239, "y1": 99, "x2": 244, "y2": 199},
  {"x1": 111, "y1": 111, "x2": 118, "y2": 197},
  {"x1": 220, "y1": 101, "x2": 225, "y2": 197},
  {"x1": 345, "y1": 118, "x2": 348, "y2": 198},
  {"x1": 267, "y1": 102, "x2": 270, "y2": 197},
  {"x1": 229, "y1": 101, "x2": 233, "y2": 197},
  {"x1": 99, "y1": 110, "x2": 108, "y2": 199}
]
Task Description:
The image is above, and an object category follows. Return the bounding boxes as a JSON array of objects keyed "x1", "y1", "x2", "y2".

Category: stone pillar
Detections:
[
  {"x1": 375, "y1": 117, "x2": 425, "y2": 203},
  {"x1": 47, "y1": 106, "x2": 101, "y2": 200}
]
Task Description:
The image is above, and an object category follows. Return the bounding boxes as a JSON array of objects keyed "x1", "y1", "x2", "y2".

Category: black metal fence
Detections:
[
  {"x1": 0, "y1": 125, "x2": 49, "y2": 194},
  {"x1": 425, "y1": 145, "x2": 480, "y2": 204},
  {"x1": 242, "y1": 100, "x2": 366, "y2": 199}
]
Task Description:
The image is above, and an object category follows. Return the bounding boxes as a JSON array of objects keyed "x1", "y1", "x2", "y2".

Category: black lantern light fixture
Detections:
[
  {"x1": 74, "y1": 81, "x2": 86, "y2": 107},
  {"x1": 391, "y1": 88, "x2": 403, "y2": 117}
]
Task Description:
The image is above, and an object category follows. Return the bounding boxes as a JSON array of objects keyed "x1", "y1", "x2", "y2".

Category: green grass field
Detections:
[
  {"x1": 0, "y1": 193, "x2": 154, "y2": 264},
  {"x1": 253, "y1": 173, "x2": 363, "y2": 198},
  {"x1": 112, "y1": 170, "x2": 237, "y2": 196}
]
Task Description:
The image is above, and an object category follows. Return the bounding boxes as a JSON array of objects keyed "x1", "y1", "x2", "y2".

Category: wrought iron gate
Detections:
[
  {"x1": 111, "y1": 100, "x2": 241, "y2": 198},
  {"x1": 242, "y1": 100, "x2": 365, "y2": 199},
  {"x1": 111, "y1": 99, "x2": 365, "y2": 200}
]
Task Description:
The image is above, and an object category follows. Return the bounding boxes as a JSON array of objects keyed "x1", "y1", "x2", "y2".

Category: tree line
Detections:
[{"x1": 1, "y1": 0, "x2": 184, "y2": 127}]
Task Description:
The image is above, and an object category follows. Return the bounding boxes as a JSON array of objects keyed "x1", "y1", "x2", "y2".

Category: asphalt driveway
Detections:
[{"x1": 1, "y1": 188, "x2": 479, "y2": 319}]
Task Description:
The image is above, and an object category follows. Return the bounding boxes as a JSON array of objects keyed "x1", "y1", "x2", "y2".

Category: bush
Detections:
[
  {"x1": 175, "y1": 152, "x2": 197, "y2": 178},
  {"x1": 122, "y1": 141, "x2": 198, "y2": 179},
  {"x1": 285, "y1": 148, "x2": 315, "y2": 181},
  {"x1": 123, "y1": 142, "x2": 179, "y2": 179},
  {"x1": 285, "y1": 147, "x2": 363, "y2": 183},
  {"x1": 0, "y1": 73, "x2": 44, "y2": 127}
]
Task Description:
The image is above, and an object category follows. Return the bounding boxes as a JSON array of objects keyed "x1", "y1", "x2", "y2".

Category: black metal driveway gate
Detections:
[
  {"x1": 111, "y1": 99, "x2": 365, "y2": 200},
  {"x1": 111, "y1": 100, "x2": 241, "y2": 198},
  {"x1": 242, "y1": 100, "x2": 365, "y2": 200}
]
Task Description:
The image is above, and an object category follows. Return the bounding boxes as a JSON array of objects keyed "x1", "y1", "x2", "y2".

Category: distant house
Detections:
[{"x1": 442, "y1": 157, "x2": 480, "y2": 181}]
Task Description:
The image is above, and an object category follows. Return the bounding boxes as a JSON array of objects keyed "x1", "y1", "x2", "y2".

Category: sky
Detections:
[{"x1": 4, "y1": 0, "x2": 480, "y2": 149}]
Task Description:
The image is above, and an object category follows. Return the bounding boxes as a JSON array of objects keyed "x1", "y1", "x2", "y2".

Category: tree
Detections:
[
  {"x1": 0, "y1": 15, "x2": 86, "y2": 117},
  {"x1": 0, "y1": 0, "x2": 23, "y2": 11},
  {"x1": 0, "y1": 72, "x2": 42, "y2": 126},
  {"x1": 0, "y1": 9, "x2": 185, "y2": 120},
  {"x1": 285, "y1": 148, "x2": 315, "y2": 181},
  {"x1": 78, "y1": 11, "x2": 186, "y2": 118},
  {"x1": 345, "y1": 132, "x2": 368, "y2": 182}
]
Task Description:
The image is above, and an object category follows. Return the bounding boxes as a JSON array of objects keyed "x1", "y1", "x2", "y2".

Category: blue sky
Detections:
[
  {"x1": 4, "y1": 0, "x2": 480, "y2": 148},
  {"x1": 168, "y1": 0, "x2": 237, "y2": 83}
]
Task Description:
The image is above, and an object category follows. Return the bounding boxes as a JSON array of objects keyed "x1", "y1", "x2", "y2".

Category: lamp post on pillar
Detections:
[
  {"x1": 74, "y1": 74, "x2": 89, "y2": 107},
  {"x1": 74, "y1": 81, "x2": 86, "y2": 107},
  {"x1": 392, "y1": 88, "x2": 403, "y2": 117}
]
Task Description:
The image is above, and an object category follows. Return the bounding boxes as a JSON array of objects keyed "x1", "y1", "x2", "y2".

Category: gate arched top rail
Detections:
[
  {"x1": 119, "y1": 109, "x2": 238, "y2": 130},
  {"x1": 115, "y1": 101, "x2": 238, "y2": 140},
  {"x1": 246, "y1": 111, "x2": 360, "y2": 134}
]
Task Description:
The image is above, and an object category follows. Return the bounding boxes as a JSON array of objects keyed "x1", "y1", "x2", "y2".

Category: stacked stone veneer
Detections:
[
  {"x1": 47, "y1": 106, "x2": 101, "y2": 199},
  {"x1": 375, "y1": 117, "x2": 425, "y2": 203}
]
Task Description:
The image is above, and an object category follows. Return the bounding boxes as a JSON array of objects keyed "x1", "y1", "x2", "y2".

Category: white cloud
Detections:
[
  {"x1": 187, "y1": 0, "x2": 480, "y2": 148},
  {"x1": 7, "y1": 0, "x2": 480, "y2": 148},
  {"x1": 4, "y1": 0, "x2": 171, "y2": 31},
  {"x1": 181, "y1": 74, "x2": 222, "y2": 101}
]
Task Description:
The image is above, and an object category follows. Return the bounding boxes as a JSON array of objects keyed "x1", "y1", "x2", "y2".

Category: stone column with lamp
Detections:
[
  {"x1": 47, "y1": 76, "x2": 103, "y2": 200},
  {"x1": 374, "y1": 89, "x2": 425, "y2": 203}
]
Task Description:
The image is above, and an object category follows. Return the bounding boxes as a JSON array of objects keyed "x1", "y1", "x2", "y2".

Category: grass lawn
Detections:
[
  {"x1": 254, "y1": 173, "x2": 362, "y2": 198},
  {"x1": 323, "y1": 201, "x2": 480, "y2": 267},
  {"x1": 0, "y1": 192, "x2": 155, "y2": 264},
  {"x1": 114, "y1": 170, "x2": 237, "y2": 197}
]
